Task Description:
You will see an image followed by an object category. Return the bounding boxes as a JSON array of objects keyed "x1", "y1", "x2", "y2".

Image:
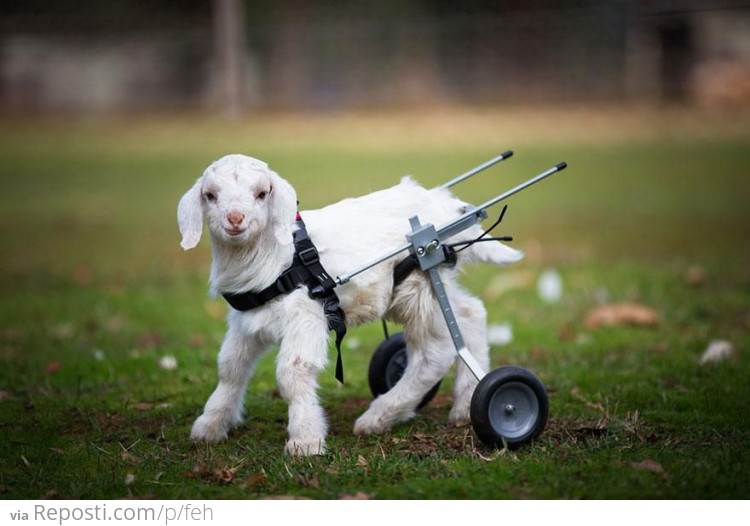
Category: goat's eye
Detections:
[
  {"x1": 257, "y1": 190, "x2": 268, "y2": 201},
  {"x1": 204, "y1": 192, "x2": 216, "y2": 203}
]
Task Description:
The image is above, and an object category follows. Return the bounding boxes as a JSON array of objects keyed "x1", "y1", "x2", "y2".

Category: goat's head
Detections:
[{"x1": 177, "y1": 154, "x2": 297, "y2": 250}]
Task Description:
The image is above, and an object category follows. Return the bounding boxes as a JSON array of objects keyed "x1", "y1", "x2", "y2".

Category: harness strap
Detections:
[
  {"x1": 292, "y1": 216, "x2": 347, "y2": 383},
  {"x1": 292, "y1": 215, "x2": 338, "y2": 298},
  {"x1": 392, "y1": 245, "x2": 458, "y2": 289},
  {"x1": 222, "y1": 258, "x2": 310, "y2": 311},
  {"x1": 222, "y1": 215, "x2": 348, "y2": 384},
  {"x1": 393, "y1": 254, "x2": 419, "y2": 289}
]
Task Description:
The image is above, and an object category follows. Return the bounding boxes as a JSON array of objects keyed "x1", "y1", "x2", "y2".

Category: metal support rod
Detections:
[
  {"x1": 427, "y1": 267, "x2": 487, "y2": 380},
  {"x1": 336, "y1": 241, "x2": 412, "y2": 285},
  {"x1": 437, "y1": 162, "x2": 567, "y2": 241},
  {"x1": 436, "y1": 150, "x2": 513, "y2": 190},
  {"x1": 335, "y1": 161, "x2": 567, "y2": 285}
]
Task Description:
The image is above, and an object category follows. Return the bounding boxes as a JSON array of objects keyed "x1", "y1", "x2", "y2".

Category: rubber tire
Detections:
[
  {"x1": 368, "y1": 332, "x2": 441, "y2": 409},
  {"x1": 470, "y1": 366, "x2": 548, "y2": 449}
]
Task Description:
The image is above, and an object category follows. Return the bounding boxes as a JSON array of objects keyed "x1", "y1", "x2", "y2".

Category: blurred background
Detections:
[
  {"x1": 2, "y1": 0, "x2": 749, "y2": 116},
  {"x1": 1, "y1": 0, "x2": 748, "y2": 275}
]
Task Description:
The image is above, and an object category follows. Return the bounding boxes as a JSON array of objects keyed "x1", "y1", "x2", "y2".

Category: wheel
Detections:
[
  {"x1": 368, "y1": 332, "x2": 441, "y2": 409},
  {"x1": 470, "y1": 366, "x2": 548, "y2": 449}
]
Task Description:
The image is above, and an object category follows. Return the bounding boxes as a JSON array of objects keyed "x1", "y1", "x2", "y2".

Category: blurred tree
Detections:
[
  {"x1": 213, "y1": 0, "x2": 247, "y2": 118},
  {"x1": 656, "y1": 14, "x2": 695, "y2": 102}
]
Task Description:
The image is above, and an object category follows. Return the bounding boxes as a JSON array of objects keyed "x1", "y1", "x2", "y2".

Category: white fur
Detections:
[{"x1": 178, "y1": 154, "x2": 523, "y2": 456}]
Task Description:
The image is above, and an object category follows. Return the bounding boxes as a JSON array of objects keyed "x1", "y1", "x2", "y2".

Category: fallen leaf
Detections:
[
  {"x1": 215, "y1": 467, "x2": 238, "y2": 484},
  {"x1": 132, "y1": 402, "x2": 153, "y2": 411},
  {"x1": 584, "y1": 303, "x2": 659, "y2": 329},
  {"x1": 120, "y1": 451, "x2": 140, "y2": 464},
  {"x1": 339, "y1": 492, "x2": 372, "y2": 500},
  {"x1": 137, "y1": 331, "x2": 163, "y2": 349},
  {"x1": 242, "y1": 472, "x2": 267, "y2": 488},
  {"x1": 186, "y1": 464, "x2": 213, "y2": 480},
  {"x1": 186, "y1": 463, "x2": 241, "y2": 484},
  {"x1": 355, "y1": 455, "x2": 368, "y2": 467},
  {"x1": 684, "y1": 265, "x2": 706, "y2": 286},
  {"x1": 631, "y1": 459, "x2": 664, "y2": 474},
  {"x1": 44, "y1": 361, "x2": 61, "y2": 374},
  {"x1": 124, "y1": 473, "x2": 136, "y2": 486},
  {"x1": 188, "y1": 334, "x2": 207, "y2": 348},
  {"x1": 72, "y1": 265, "x2": 92, "y2": 285},
  {"x1": 699, "y1": 340, "x2": 736, "y2": 365},
  {"x1": 558, "y1": 325, "x2": 576, "y2": 342}
]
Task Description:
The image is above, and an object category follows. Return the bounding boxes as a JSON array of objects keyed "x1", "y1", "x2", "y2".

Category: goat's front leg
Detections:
[
  {"x1": 191, "y1": 324, "x2": 266, "y2": 443},
  {"x1": 276, "y1": 298, "x2": 330, "y2": 456}
]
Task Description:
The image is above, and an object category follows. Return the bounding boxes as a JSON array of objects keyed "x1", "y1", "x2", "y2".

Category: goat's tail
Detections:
[
  {"x1": 450, "y1": 221, "x2": 524, "y2": 266},
  {"x1": 463, "y1": 239, "x2": 524, "y2": 266}
]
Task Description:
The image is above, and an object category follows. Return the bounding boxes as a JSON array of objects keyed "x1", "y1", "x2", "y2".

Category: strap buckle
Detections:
[{"x1": 298, "y1": 246, "x2": 319, "y2": 265}]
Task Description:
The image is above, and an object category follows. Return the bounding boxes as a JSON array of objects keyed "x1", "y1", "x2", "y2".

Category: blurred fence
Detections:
[{"x1": 1, "y1": 1, "x2": 749, "y2": 114}]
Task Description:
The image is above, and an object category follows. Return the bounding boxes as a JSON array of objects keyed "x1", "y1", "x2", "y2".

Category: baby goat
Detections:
[{"x1": 178, "y1": 154, "x2": 522, "y2": 456}]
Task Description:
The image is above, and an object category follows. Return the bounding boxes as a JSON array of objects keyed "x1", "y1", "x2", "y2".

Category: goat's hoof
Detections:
[
  {"x1": 447, "y1": 414, "x2": 472, "y2": 428},
  {"x1": 353, "y1": 413, "x2": 390, "y2": 436},
  {"x1": 190, "y1": 415, "x2": 229, "y2": 443},
  {"x1": 285, "y1": 439, "x2": 327, "y2": 457},
  {"x1": 447, "y1": 406, "x2": 472, "y2": 427}
]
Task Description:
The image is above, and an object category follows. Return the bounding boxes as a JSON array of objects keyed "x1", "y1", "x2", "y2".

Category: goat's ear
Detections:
[
  {"x1": 269, "y1": 171, "x2": 297, "y2": 246},
  {"x1": 177, "y1": 176, "x2": 204, "y2": 250}
]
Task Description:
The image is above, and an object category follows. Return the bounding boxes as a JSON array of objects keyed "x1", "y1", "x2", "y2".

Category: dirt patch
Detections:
[
  {"x1": 60, "y1": 408, "x2": 171, "y2": 442},
  {"x1": 391, "y1": 426, "x2": 476, "y2": 457}
]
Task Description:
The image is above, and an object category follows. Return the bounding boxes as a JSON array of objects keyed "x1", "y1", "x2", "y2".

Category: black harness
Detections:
[
  {"x1": 392, "y1": 245, "x2": 458, "y2": 289},
  {"x1": 222, "y1": 214, "x2": 347, "y2": 383}
]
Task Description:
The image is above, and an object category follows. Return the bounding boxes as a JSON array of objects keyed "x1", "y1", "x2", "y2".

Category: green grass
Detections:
[{"x1": 0, "y1": 106, "x2": 749, "y2": 499}]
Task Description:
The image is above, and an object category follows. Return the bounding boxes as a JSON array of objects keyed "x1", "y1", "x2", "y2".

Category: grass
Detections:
[{"x1": 0, "y1": 105, "x2": 749, "y2": 500}]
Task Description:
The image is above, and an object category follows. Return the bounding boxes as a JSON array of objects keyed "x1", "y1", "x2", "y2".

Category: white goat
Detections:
[{"x1": 178, "y1": 154, "x2": 522, "y2": 456}]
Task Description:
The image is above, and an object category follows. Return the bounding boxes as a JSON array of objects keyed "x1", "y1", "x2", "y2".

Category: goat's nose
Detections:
[{"x1": 227, "y1": 211, "x2": 245, "y2": 227}]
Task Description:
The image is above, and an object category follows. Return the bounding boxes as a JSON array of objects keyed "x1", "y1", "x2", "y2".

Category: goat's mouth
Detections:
[{"x1": 223, "y1": 227, "x2": 247, "y2": 237}]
